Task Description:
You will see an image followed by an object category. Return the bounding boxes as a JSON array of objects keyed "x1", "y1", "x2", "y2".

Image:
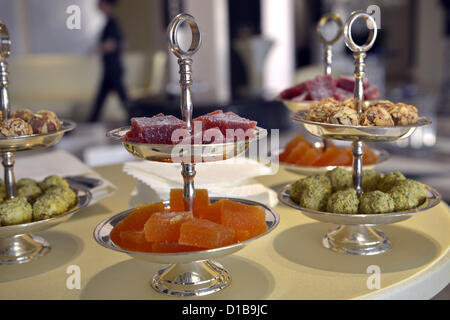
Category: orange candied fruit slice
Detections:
[
  {"x1": 144, "y1": 211, "x2": 193, "y2": 242},
  {"x1": 110, "y1": 202, "x2": 165, "y2": 245},
  {"x1": 170, "y1": 189, "x2": 210, "y2": 217},
  {"x1": 220, "y1": 200, "x2": 268, "y2": 241},
  {"x1": 179, "y1": 219, "x2": 236, "y2": 249},
  {"x1": 118, "y1": 230, "x2": 153, "y2": 252},
  {"x1": 362, "y1": 146, "x2": 379, "y2": 164},
  {"x1": 284, "y1": 142, "x2": 311, "y2": 164},
  {"x1": 279, "y1": 135, "x2": 310, "y2": 162},
  {"x1": 313, "y1": 146, "x2": 352, "y2": 167},
  {"x1": 294, "y1": 147, "x2": 322, "y2": 166},
  {"x1": 284, "y1": 134, "x2": 309, "y2": 153},
  {"x1": 198, "y1": 199, "x2": 224, "y2": 224},
  {"x1": 118, "y1": 202, "x2": 165, "y2": 231},
  {"x1": 169, "y1": 189, "x2": 185, "y2": 212},
  {"x1": 151, "y1": 241, "x2": 201, "y2": 253}
]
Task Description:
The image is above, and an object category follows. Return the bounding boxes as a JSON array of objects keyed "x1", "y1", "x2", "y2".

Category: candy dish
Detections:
[
  {"x1": 292, "y1": 111, "x2": 432, "y2": 142},
  {"x1": 0, "y1": 182, "x2": 91, "y2": 264},
  {"x1": 94, "y1": 197, "x2": 279, "y2": 296},
  {"x1": 278, "y1": 183, "x2": 441, "y2": 255},
  {"x1": 107, "y1": 125, "x2": 267, "y2": 163}
]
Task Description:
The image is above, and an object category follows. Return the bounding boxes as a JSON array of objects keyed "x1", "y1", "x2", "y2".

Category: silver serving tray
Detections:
[
  {"x1": 0, "y1": 183, "x2": 91, "y2": 238},
  {"x1": 106, "y1": 126, "x2": 267, "y2": 163},
  {"x1": 0, "y1": 120, "x2": 76, "y2": 152}
]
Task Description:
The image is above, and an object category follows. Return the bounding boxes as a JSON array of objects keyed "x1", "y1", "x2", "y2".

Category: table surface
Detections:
[{"x1": 0, "y1": 164, "x2": 448, "y2": 300}]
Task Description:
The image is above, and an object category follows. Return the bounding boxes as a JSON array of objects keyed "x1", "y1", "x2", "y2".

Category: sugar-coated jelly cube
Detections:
[{"x1": 179, "y1": 219, "x2": 236, "y2": 249}]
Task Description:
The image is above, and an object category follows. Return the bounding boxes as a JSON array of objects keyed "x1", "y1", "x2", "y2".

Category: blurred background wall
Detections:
[{"x1": 0, "y1": 0, "x2": 447, "y2": 123}]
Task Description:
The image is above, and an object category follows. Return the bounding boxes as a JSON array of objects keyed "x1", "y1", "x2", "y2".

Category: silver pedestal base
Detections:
[
  {"x1": 0, "y1": 234, "x2": 51, "y2": 264},
  {"x1": 322, "y1": 225, "x2": 391, "y2": 255},
  {"x1": 151, "y1": 260, "x2": 230, "y2": 296}
]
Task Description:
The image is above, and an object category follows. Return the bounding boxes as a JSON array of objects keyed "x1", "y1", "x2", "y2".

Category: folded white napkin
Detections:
[
  {"x1": 123, "y1": 157, "x2": 278, "y2": 207},
  {"x1": 14, "y1": 150, "x2": 117, "y2": 205}
]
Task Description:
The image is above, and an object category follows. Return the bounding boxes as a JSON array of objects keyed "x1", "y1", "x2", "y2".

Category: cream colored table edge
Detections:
[{"x1": 358, "y1": 245, "x2": 449, "y2": 299}]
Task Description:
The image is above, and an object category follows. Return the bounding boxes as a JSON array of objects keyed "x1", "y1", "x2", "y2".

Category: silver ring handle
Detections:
[
  {"x1": 317, "y1": 13, "x2": 343, "y2": 75},
  {"x1": 343, "y1": 11, "x2": 377, "y2": 53},
  {"x1": 167, "y1": 13, "x2": 202, "y2": 59},
  {"x1": 0, "y1": 22, "x2": 11, "y2": 60},
  {"x1": 316, "y1": 13, "x2": 344, "y2": 46}
]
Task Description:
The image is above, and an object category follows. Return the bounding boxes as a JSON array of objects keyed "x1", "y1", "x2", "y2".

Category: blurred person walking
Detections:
[{"x1": 89, "y1": 0, "x2": 129, "y2": 122}]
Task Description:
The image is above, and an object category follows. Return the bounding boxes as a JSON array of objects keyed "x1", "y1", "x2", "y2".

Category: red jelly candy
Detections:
[
  {"x1": 305, "y1": 75, "x2": 336, "y2": 101},
  {"x1": 126, "y1": 114, "x2": 187, "y2": 145},
  {"x1": 279, "y1": 82, "x2": 308, "y2": 100},
  {"x1": 200, "y1": 111, "x2": 257, "y2": 132},
  {"x1": 333, "y1": 87, "x2": 354, "y2": 101},
  {"x1": 193, "y1": 110, "x2": 223, "y2": 122}
]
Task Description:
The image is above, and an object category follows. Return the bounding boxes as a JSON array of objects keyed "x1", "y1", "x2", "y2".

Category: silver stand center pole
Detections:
[
  {"x1": 343, "y1": 11, "x2": 378, "y2": 198},
  {"x1": 167, "y1": 14, "x2": 202, "y2": 212},
  {"x1": 0, "y1": 23, "x2": 14, "y2": 199}
]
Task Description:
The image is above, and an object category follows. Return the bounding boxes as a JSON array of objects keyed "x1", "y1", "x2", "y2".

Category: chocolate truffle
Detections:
[
  {"x1": 10, "y1": 109, "x2": 35, "y2": 122},
  {"x1": 306, "y1": 98, "x2": 340, "y2": 123},
  {"x1": 37, "y1": 110, "x2": 59, "y2": 121},
  {"x1": 329, "y1": 106, "x2": 359, "y2": 126},
  {"x1": 360, "y1": 106, "x2": 395, "y2": 126},
  {"x1": 369, "y1": 100, "x2": 395, "y2": 109},
  {"x1": 385, "y1": 103, "x2": 418, "y2": 125},
  {"x1": 0, "y1": 118, "x2": 33, "y2": 137},
  {"x1": 29, "y1": 112, "x2": 62, "y2": 134}
]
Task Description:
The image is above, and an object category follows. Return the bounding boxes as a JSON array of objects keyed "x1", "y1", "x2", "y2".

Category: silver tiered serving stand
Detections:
[
  {"x1": 279, "y1": 13, "x2": 344, "y2": 113},
  {"x1": 0, "y1": 22, "x2": 91, "y2": 264},
  {"x1": 279, "y1": 11, "x2": 441, "y2": 256},
  {"x1": 277, "y1": 13, "x2": 389, "y2": 175},
  {"x1": 96, "y1": 14, "x2": 279, "y2": 297}
]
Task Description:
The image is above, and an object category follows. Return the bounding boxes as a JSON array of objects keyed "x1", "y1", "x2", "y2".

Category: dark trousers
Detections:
[{"x1": 89, "y1": 72, "x2": 129, "y2": 122}]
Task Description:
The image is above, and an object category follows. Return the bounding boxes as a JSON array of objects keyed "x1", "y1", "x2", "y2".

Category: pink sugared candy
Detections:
[
  {"x1": 279, "y1": 75, "x2": 379, "y2": 102},
  {"x1": 124, "y1": 110, "x2": 257, "y2": 145},
  {"x1": 196, "y1": 110, "x2": 257, "y2": 141},
  {"x1": 279, "y1": 82, "x2": 308, "y2": 100},
  {"x1": 305, "y1": 75, "x2": 336, "y2": 101},
  {"x1": 125, "y1": 114, "x2": 187, "y2": 144},
  {"x1": 333, "y1": 87, "x2": 354, "y2": 101}
]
